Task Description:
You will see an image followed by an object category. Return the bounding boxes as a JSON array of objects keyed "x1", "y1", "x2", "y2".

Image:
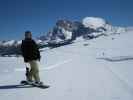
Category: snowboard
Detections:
[{"x1": 20, "y1": 80, "x2": 50, "y2": 89}]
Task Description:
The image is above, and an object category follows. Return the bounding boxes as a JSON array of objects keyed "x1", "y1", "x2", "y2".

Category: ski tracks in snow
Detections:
[{"x1": 14, "y1": 59, "x2": 73, "y2": 72}]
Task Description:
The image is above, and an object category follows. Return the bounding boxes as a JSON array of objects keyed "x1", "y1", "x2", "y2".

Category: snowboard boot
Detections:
[{"x1": 35, "y1": 81, "x2": 44, "y2": 86}]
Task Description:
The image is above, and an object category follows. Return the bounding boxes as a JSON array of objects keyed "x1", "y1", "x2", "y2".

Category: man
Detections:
[{"x1": 21, "y1": 31, "x2": 42, "y2": 84}]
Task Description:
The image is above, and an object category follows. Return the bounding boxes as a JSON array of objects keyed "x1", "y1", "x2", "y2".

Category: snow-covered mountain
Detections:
[
  {"x1": 3, "y1": 40, "x2": 16, "y2": 47},
  {"x1": 0, "y1": 40, "x2": 19, "y2": 47},
  {"x1": 82, "y1": 17, "x2": 126, "y2": 34},
  {"x1": 0, "y1": 17, "x2": 127, "y2": 48},
  {"x1": 38, "y1": 17, "x2": 126, "y2": 43},
  {"x1": 0, "y1": 17, "x2": 130, "y2": 56},
  {"x1": 83, "y1": 17, "x2": 106, "y2": 29}
]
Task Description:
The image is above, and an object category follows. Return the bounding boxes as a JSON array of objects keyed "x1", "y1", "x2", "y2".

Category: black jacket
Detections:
[{"x1": 21, "y1": 38, "x2": 41, "y2": 62}]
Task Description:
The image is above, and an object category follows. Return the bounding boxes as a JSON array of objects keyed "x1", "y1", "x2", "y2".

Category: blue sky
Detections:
[{"x1": 0, "y1": 0, "x2": 133, "y2": 40}]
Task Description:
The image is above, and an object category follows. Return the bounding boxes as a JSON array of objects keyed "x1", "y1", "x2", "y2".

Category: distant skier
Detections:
[{"x1": 21, "y1": 31, "x2": 42, "y2": 85}]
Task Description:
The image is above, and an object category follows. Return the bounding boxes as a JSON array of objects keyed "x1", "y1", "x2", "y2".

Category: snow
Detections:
[
  {"x1": 62, "y1": 28, "x2": 72, "y2": 40},
  {"x1": 2, "y1": 40, "x2": 15, "y2": 46},
  {"x1": 126, "y1": 27, "x2": 133, "y2": 31},
  {"x1": 17, "y1": 40, "x2": 22, "y2": 45},
  {"x1": 35, "y1": 39, "x2": 43, "y2": 44},
  {"x1": 82, "y1": 17, "x2": 126, "y2": 34},
  {"x1": 0, "y1": 30, "x2": 133, "y2": 100},
  {"x1": 82, "y1": 17, "x2": 106, "y2": 29}
]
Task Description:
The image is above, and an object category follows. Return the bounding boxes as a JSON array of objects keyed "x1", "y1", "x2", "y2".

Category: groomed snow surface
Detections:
[{"x1": 0, "y1": 31, "x2": 133, "y2": 100}]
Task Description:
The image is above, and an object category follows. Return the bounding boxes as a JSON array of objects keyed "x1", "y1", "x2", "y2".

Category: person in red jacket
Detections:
[{"x1": 21, "y1": 31, "x2": 42, "y2": 84}]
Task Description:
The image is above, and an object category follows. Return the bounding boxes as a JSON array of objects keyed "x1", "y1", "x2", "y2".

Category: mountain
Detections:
[
  {"x1": 0, "y1": 17, "x2": 129, "y2": 56},
  {"x1": 0, "y1": 40, "x2": 21, "y2": 56},
  {"x1": 82, "y1": 17, "x2": 126, "y2": 32},
  {"x1": 82, "y1": 17, "x2": 107, "y2": 29},
  {"x1": 38, "y1": 17, "x2": 126, "y2": 42}
]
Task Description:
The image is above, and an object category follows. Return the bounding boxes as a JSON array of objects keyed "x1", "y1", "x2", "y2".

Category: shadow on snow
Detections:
[
  {"x1": 97, "y1": 56, "x2": 133, "y2": 62},
  {"x1": 0, "y1": 84, "x2": 34, "y2": 90}
]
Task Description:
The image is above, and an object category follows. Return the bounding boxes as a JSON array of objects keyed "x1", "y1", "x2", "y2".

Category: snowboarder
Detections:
[{"x1": 21, "y1": 31, "x2": 42, "y2": 85}]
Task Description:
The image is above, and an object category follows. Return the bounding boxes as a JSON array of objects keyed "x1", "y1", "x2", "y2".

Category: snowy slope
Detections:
[{"x1": 0, "y1": 30, "x2": 133, "y2": 100}]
